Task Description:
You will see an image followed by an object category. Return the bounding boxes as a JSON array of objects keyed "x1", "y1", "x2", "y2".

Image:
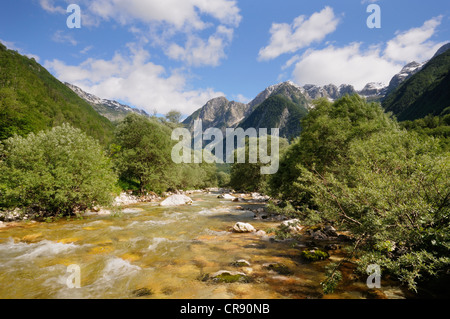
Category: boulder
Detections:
[
  {"x1": 280, "y1": 219, "x2": 303, "y2": 234},
  {"x1": 160, "y1": 194, "x2": 193, "y2": 206},
  {"x1": 218, "y1": 193, "x2": 236, "y2": 200},
  {"x1": 232, "y1": 222, "x2": 256, "y2": 233}
]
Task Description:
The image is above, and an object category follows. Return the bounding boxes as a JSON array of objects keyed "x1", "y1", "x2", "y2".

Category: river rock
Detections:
[
  {"x1": 250, "y1": 193, "x2": 270, "y2": 201},
  {"x1": 280, "y1": 219, "x2": 303, "y2": 234},
  {"x1": 230, "y1": 259, "x2": 251, "y2": 267},
  {"x1": 232, "y1": 222, "x2": 256, "y2": 233},
  {"x1": 209, "y1": 270, "x2": 250, "y2": 283},
  {"x1": 114, "y1": 193, "x2": 139, "y2": 206},
  {"x1": 218, "y1": 194, "x2": 236, "y2": 200},
  {"x1": 160, "y1": 194, "x2": 193, "y2": 206},
  {"x1": 324, "y1": 225, "x2": 338, "y2": 237}
]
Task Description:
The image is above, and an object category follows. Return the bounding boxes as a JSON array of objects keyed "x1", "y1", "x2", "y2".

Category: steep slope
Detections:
[
  {"x1": 382, "y1": 45, "x2": 450, "y2": 121},
  {"x1": 65, "y1": 83, "x2": 149, "y2": 122},
  {"x1": 239, "y1": 95, "x2": 308, "y2": 140},
  {"x1": 248, "y1": 81, "x2": 308, "y2": 109},
  {"x1": 182, "y1": 96, "x2": 250, "y2": 132},
  {"x1": 0, "y1": 43, "x2": 114, "y2": 144}
]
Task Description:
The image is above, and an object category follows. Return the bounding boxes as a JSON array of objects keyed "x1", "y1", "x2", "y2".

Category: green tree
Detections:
[
  {"x1": 269, "y1": 95, "x2": 398, "y2": 201},
  {"x1": 112, "y1": 113, "x2": 176, "y2": 194},
  {"x1": 269, "y1": 94, "x2": 450, "y2": 293},
  {"x1": 0, "y1": 124, "x2": 117, "y2": 218},
  {"x1": 229, "y1": 136, "x2": 289, "y2": 192}
]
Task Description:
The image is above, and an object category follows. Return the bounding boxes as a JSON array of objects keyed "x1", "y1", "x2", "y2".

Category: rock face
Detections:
[
  {"x1": 232, "y1": 222, "x2": 256, "y2": 233},
  {"x1": 160, "y1": 195, "x2": 193, "y2": 207},
  {"x1": 385, "y1": 61, "x2": 425, "y2": 94},
  {"x1": 182, "y1": 96, "x2": 250, "y2": 134}
]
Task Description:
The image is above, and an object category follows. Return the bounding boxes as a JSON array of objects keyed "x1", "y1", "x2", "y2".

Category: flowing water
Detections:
[{"x1": 0, "y1": 193, "x2": 406, "y2": 299}]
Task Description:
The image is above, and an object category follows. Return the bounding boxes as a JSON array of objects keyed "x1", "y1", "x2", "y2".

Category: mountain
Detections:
[
  {"x1": 0, "y1": 42, "x2": 114, "y2": 144},
  {"x1": 65, "y1": 83, "x2": 149, "y2": 122},
  {"x1": 240, "y1": 95, "x2": 308, "y2": 140},
  {"x1": 385, "y1": 61, "x2": 426, "y2": 95},
  {"x1": 382, "y1": 43, "x2": 450, "y2": 121},
  {"x1": 248, "y1": 81, "x2": 308, "y2": 109},
  {"x1": 182, "y1": 96, "x2": 251, "y2": 132}
]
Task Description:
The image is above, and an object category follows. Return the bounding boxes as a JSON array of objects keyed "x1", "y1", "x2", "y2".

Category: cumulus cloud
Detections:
[
  {"x1": 290, "y1": 16, "x2": 447, "y2": 90},
  {"x1": 258, "y1": 6, "x2": 340, "y2": 61},
  {"x1": 44, "y1": 46, "x2": 224, "y2": 115},
  {"x1": 292, "y1": 43, "x2": 401, "y2": 90},
  {"x1": 166, "y1": 25, "x2": 234, "y2": 67},
  {"x1": 384, "y1": 16, "x2": 445, "y2": 63},
  {"x1": 83, "y1": 0, "x2": 241, "y2": 30}
]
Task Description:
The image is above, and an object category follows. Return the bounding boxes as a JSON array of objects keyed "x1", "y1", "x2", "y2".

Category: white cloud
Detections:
[
  {"x1": 166, "y1": 25, "x2": 234, "y2": 67},
  {"x1": 384, "y1": 16, "x2": 445, "y2": 63},
  {"x1": 233, "y1": 94, "x2": 251, "y2": 104},
  {"x1": 44, "y1": 46, "x2": 224, "y2": 115},
  {"x1": 290, "y1": 16, "x2": 447, "y2": 90},
  {"x1": 52, "y1": 30, "x2": 78, "y2": 46},
  {"x1": 258, "y1": 6, "x2": 340, "y2": 61},
  {"x1": 39, "y1": 0, "x2": 66, "y2": 14},
  {"x1": 292, "y1": 43, "x2": 401, "y2": 90},
  {"x1": 82, "y1": 0, "x2": 241, "y2": 30}
]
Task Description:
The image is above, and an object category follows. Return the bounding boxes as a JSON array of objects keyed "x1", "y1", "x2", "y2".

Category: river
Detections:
[{"x1": 0, "y1": 192, "x2": 407, "y2": 299}]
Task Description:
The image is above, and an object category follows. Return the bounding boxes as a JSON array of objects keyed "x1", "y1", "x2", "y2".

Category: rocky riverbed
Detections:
[{"x1": 0, "y1": 191, "x2": 407, "y2": 299}]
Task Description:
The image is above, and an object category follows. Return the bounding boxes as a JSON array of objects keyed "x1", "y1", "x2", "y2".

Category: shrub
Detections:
[{"x1": 0, "y1": 124, "x2": 117, "y2": 218}]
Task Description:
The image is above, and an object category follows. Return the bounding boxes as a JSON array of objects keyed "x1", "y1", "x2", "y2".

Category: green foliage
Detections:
[
  {"x1": 270, "y1": 94, "x2": 450, "y2": 293},
  {"x1": 112, "y1": 113, "x2": 177, "y2": 194},
  {"x1": 382, "y1": 48, "x2": 450, "y2": 121},
  {"x1": 400, "y1": 114, "x2": 450, "y2": 150},
  {"x1": 229, "y1": 136, "x2": 289, "y2": 192},
  {"x1": 301, "y1": 249, "x2": 330, "y2": 262},
  {"x1": 269, "y1": 95, "x2": 398, "y2": 200},
  {"x1": 321, "y1": 263, "x2": 343, "y2": 294},
  {"x1": 112, "y1": 113, "x2": 218, "y2": 194},
  {"x1": 240, "y1": 95, "x2": 308, "y2": 140},
  {"x1": 0, "y1": 44, "x2": 114, "y2": 144},
  {"x1": 0, "y1": 124, "x2": 117, "y2": 217}
]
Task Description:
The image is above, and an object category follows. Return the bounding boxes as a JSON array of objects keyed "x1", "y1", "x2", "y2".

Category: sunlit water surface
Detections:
[{"x1": 0, "y1": 193, "x2": 406, "y2": 299}]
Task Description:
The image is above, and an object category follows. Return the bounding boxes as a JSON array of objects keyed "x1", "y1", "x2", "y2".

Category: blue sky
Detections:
[{"x1": 0, "y1": 0, "x2": 449, "y2": 116}]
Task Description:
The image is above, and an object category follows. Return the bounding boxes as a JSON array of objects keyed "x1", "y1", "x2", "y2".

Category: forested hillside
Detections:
[{"x1": 0, "y1": 43, "x2": 114, "y2": 144}]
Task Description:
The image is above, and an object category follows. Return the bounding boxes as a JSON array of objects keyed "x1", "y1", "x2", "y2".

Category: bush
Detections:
[
  {"x1": 269, "y1": 95, "x2": 450, "y2": 293},
  {"x1": 0, "y1": 124, "x2": 117, "y2": 218}
]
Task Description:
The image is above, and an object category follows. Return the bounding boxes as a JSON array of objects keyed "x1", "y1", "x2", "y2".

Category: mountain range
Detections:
[
  {"x1": 64, "y1": 83, "x2": 149, "y2": 122},
  {"x1": 1, "y1": 40, "x2": 448, "y2": 147},
  {"x1": 182, "y1": 61, "x2": 423, "y2": 137}
]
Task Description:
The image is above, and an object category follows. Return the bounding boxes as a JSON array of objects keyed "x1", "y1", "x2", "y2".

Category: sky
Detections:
[{"x1": 0, "y1": 0, "x2": 449, "y2": 116}]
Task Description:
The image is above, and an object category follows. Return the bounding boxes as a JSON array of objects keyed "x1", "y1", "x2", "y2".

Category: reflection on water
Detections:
[{"x1": 0, "y1": 193, "x2": 406, "y2": 299}]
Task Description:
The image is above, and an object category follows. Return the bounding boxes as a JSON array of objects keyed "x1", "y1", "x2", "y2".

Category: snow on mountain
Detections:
[{"x1": 65, "y1": 83, "x2": 149, "y2": 121}]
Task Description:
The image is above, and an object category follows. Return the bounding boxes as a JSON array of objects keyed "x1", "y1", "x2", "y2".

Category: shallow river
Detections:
[{"x1": 0, "y1": 193, "x2": 406, "y2": 299}]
